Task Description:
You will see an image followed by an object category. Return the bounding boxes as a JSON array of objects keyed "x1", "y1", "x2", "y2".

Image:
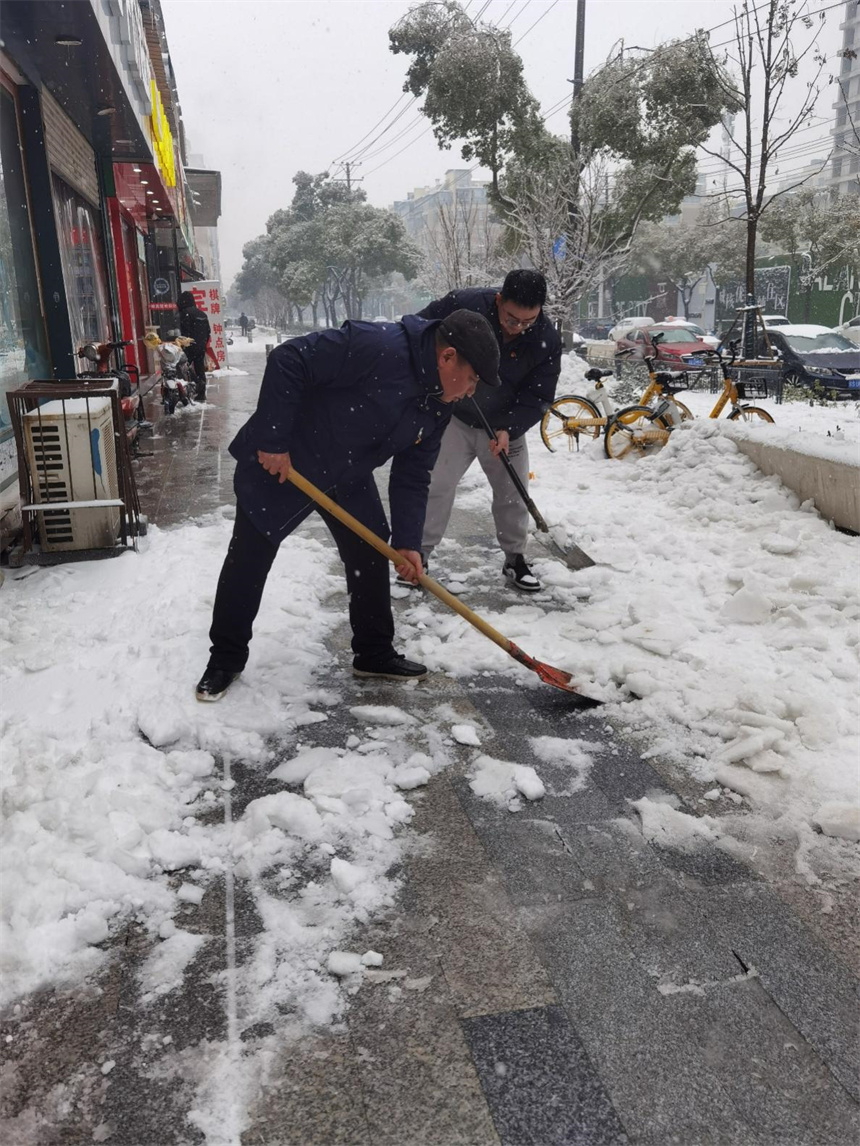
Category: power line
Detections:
[
  {"x1": 332, "y1": 92, "x2": 412, "y2": 166},
  {"x1": 505, "y1": 0, "x2": 533, "y2": 30},
  {"x1": 513, "y1": 0, "x2": 560, "y2": 47}
]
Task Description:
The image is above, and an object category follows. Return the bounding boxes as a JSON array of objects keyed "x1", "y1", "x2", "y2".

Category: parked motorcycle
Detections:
[
  {"x1": 77, "y1": 339, "x2": 146, "y2": 447},
  {"x1": 144, "y1": 331, "x2": 197, "y2": 414}
]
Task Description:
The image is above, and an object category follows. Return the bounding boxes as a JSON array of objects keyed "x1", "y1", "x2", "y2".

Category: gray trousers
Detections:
[{"x1": 422, "y1": 416, "x2": 530, "y2": 559}]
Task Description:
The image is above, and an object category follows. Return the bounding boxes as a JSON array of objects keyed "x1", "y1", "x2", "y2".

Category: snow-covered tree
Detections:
[
  {"x1": 389, "y1": 1, "x2": 541, "y2": 194},
  {"x1": 699, "y1": 0, "x2": 831, "y2": 299},
  {"x1": 759, "y1": 189, "x2": 860, "y2": 320},
  {"x1": 497, "y1": 34, "x2": 739, "y2": 323}
]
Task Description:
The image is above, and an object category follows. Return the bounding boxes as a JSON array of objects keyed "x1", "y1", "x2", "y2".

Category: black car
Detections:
[{"x1": 760, "y1": 325, "x2": 860, "y2": 398}]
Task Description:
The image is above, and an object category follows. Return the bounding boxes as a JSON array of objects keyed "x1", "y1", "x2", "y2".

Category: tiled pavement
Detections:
[{"x1": 3, "y1": 346, "x2": 857, "y2": 1145}]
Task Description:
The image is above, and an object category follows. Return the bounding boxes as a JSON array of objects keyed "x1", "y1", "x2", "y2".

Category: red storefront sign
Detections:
[{"x1": 189, "y1": 281, "x2": 229, "y2": 368}]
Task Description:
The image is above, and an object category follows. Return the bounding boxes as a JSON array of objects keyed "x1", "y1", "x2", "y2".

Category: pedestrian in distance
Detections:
[
  {"x1": 408, "y1": 269, "x2": 561, "y2": 593},
  {"x1": 178, "y1": 290, "x2": 212, "y2": 401},
  {"x1": 239, "y1": 312, "x2": 249, "y2": 337},
  {"x1": 195, "y1": 310, "x2": 501, "y2": 702}
]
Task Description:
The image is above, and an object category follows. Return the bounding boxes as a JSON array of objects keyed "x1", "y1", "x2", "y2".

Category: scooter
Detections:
[
  {"x1": 145, "y1": 331, "x2": 197, "y2": 414},
  {"x1": 77, "y1": 340, "x2": 146, "y2": 447}
]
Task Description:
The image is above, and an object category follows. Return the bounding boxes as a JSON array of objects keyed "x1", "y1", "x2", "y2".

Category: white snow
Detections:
[
  {"x1": 468, "y1": 755, "x2": 546, "y2": 806},
  {"x1": 2, "y1": 346, "x2": 859, "y2": 1139},
  {"x1": 451, "y1": 723, "x2": 481, "y2": 746}
]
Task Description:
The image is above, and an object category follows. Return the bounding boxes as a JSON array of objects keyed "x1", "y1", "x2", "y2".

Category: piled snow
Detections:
[
  {"x1": 468, "y1": 755, "x2": 546, "y2": 808},
  {"x1": 451, "y1": 723, "x2": 481, "y2": 746},
  {"x1": 0, "y1": 514, "x2": 433, "y2": 1024},
  {"x1": 397, "y1": 412, "x2": 859, "y2": 858}
]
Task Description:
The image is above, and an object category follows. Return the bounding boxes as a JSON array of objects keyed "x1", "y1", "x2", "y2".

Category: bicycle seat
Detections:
[{"x1": 585, "y1": 367, "x2": 613, "y2": 381}]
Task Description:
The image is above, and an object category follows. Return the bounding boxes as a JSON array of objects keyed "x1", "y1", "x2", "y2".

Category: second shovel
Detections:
[{"x1": 469, "y1": 398, "x2": 595, "y2": 571}]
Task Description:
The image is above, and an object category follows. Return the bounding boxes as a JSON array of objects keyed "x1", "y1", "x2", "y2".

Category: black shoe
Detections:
[
  {"x1": 195, "y1": 668, "x2": 239, "y2": 702},
  {"x1": 352, "y1": 654, "x2": 428, "y2": 680},
  {"x1": 503, "y1": 554, "x2": 541, "y2": 593},
  {"x1": 395, "y1": 555, "x2": 428, "y2": 588}
]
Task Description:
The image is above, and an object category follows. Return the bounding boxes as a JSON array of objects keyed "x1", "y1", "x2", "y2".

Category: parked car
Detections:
[
  {"x1": 835, "y1": 315, "x2": 860, "y2": 347},
  {"x1": 761, "y1": 314, "x2": 791, "y2": 327},
  {"x1": 614, "y1": 323, "x2": 713, "y2": 375},
  {"x1": 760, "y1": 324, "x2": 860, "y2": 397},
  {"x1": 607, "y1": 316, "x2": 653, "y2": 343},
  {"x1": 578, "y1": 320, "x2": 614, "y2": 340},
  {"x1": 659, "y1": 317, "x2": 720, "y2": 348}
]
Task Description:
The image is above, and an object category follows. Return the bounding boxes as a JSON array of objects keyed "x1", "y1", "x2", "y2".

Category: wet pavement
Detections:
[{"x1": 2, "y1": 344, "x2": 858, "y2": 1145}]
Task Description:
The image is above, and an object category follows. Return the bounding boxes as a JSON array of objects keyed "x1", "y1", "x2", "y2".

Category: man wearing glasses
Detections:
[{"x1": 408, "y1": 269, "x2": 561, "y2": 593}]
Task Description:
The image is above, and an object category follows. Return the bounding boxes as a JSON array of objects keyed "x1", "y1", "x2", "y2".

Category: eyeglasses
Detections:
[{"x1": 500, "y1": 306, "x2": 537, "y2": 331}]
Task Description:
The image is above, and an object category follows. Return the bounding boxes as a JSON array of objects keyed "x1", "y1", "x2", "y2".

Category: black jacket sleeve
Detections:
[
  {"x1": 417, "y1": 291, "x2": 463, "y2": 322},
  {"x1": 498, "y1": 341, "x2": 562, "y2": 439},
  {"x1": 388, "y1": 413, "x2": 451, "y2": 551}
]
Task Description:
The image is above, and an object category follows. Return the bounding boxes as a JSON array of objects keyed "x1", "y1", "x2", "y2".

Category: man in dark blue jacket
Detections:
[
  {"x1": 196, "y1": 310, "x2": 500, "y2": 701},
  {"x1": 414, "y1": 270, "x2": 561, "y2": 593}
]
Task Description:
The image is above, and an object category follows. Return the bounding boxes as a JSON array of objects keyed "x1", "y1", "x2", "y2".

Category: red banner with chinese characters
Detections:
[{"x1": 188, "y1": 280, "x2": 229, "y2": 369}]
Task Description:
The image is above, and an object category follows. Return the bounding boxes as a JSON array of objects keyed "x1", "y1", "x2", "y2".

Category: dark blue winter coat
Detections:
[
  {"x1": 228, "y1": 316, "x2": 451, "y2": 550},
  {"x1": 418, "y1": 288, "x2": 561, "y2": 440}
]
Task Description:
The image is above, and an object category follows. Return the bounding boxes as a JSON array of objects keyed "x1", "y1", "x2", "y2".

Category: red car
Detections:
[{"x1": 614, "y1": 324, "x2": 712, "y2": 375}]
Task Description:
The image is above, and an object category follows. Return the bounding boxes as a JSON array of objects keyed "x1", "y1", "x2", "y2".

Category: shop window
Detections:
[
  {"x1": 51, "y1": 174, "x2": 112, "y2": 350},
  {"x1": 0, "y1": 81, "x2": 50, "y2": 482}
]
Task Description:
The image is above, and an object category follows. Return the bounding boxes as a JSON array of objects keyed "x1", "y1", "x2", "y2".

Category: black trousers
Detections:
[
  {"x1": 208, "y1": 502, "x2": 396, "y2": 673},
  {"x1": 188, "y1": 353, "x2": 207, "y2": 390}
]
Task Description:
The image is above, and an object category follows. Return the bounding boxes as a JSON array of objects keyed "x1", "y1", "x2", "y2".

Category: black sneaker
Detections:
[
  {"x1": 395, "y1": 555, "x2": 428, "y2": 588},
  {"x1": 503, "y1": 554, "x2": 541, "y2": 593},
  {"x1": 352, "y1": 654, "x2": 428, "y2": 680},
  {"x1": 195, "y1": 668, "x2": 239, "y2": 702}
]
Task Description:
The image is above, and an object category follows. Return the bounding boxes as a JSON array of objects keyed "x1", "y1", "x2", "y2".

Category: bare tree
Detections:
[
  {"x1": 700, "y1": 0, "x2": 830, "y2": 302},
  {"x1": 419, "y1": 194, "x2": 503, "y2": 295},
  {"x1": 501, "y1": 151, "x2": 660, "y2": 324}
]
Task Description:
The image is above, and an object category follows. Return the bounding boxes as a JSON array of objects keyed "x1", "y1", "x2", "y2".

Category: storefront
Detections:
[{"x1": 0, "y1": 66, "x2": 51, "y2": 499}]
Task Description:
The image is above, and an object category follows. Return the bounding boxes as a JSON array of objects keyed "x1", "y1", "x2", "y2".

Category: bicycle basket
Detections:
[
  {"x1": 655, "y1": 371, "x2": 690, "y2": 394},
  {"x1": 735, "y1": 378, "x2": 769, "y2": 400}
]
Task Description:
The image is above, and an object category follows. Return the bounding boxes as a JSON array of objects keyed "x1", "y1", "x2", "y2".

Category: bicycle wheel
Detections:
[
  {"x1": 540, "y1": 394, "x2": 603, "y2": 452},
  {"x1": 604, "y1": 405, "x2": 671, "y2": 460},
  {"x1": 729, "y1": 405, "x2": 774, "y2": 424},
  {"x1": 673, "y1": 399, "x2": 694, "y2": 421}
]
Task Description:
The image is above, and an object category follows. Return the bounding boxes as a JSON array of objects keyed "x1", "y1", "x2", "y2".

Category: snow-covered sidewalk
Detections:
[{"x1": 1, "y1": 350, "x2": 858, "y2": 1140}]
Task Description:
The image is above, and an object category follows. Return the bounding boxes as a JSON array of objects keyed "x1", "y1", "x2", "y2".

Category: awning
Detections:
[{"x1": 185, "y1": 169, "x2": 222, "y2": 227}]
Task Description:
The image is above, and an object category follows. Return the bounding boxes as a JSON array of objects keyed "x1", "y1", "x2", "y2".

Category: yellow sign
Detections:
[{"x1": 149, "y1": 79, "x2": 176, "y2": 188}]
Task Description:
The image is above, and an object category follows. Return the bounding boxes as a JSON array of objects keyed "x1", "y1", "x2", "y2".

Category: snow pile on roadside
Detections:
[
  {"x1": 0, "y1": 513, "x2": 341, "y2": 1006},
  {"x1": 400, "y1": 418, "x2": 860, "y2": 854}
]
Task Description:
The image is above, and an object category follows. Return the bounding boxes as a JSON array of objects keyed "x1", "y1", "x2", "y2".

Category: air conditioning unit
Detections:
[{"x1": 23, "y1": 396, "x2": 121, "y2": 551}]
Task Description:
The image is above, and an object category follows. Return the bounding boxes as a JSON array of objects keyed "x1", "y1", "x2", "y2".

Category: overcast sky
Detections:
[{"x1": 161, "y1": 0, "x2": 843, "y2": 288}]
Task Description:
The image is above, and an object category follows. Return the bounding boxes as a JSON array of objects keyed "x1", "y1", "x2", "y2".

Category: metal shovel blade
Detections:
[{"x1": 508, "y1": 642, "x2": 603, "y2": 707}]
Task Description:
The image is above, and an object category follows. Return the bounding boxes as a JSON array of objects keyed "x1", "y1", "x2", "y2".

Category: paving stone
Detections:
[
  {"x1": 461, "y1": 1004, "x2": 628, "y2": 1145},
  {"x1": 695, "y1": 977, "x2": 860, "y2": 1144},
  {"x1": 519, "y1": 898, "x2": 763, "y2": 1142},
  {"x1": 401, "y1": 779, "x2": 558, "y2": 1019},
  {"x1": 702, "y1": 883, "x2": 860, "y2": 1102},
  {"x1": 241, "y1": 1031, "x2": 371, "y2": 1146},
  {"x1": 347, "y1": 950, "x2": 499, "y2": 1146}
]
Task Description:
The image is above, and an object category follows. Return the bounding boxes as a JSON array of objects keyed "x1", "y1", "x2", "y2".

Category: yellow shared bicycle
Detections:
[
  {"x1": 603, "y1": 343, "x2": 775, "y2": 460},
  {"x1": 540, "y1": 334, "x2": 696, "y2": 453}
]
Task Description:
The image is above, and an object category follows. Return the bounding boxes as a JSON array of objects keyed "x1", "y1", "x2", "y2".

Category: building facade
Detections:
[
  {"x1": 392, "y1": 169, "x2": 501, "y2": 298},
  {"x1": 831, "y1": 0, "x2": 860, "y2": 195},
  {"x1": 0, "y1": 0, "x2": 221, "y2": 531}
]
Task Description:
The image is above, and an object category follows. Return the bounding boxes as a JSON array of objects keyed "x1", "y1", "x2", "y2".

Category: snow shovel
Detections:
[
  {"x1": 286, "y1": 468, "x2": 602, "y2": 706},
  {"x1": 468, "y1": 399, "x2": 596, "y2": 571}
]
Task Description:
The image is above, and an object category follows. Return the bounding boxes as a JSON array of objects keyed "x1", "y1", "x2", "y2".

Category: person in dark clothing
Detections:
[
  {"x1": 411, "y1": 270, "x2": 561, "y2": 593},
  {"x1": 195, "y1": 310, "x2": 501, "y2": 702},
  {"x1": 239, "y1": 312, "x2": 249, "y2": 336},
  {"x1": 178, "y1": 290, "x2": 212, "y2": 401}
]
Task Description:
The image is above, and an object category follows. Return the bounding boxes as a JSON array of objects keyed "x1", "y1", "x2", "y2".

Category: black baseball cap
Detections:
[{"x1": 438, "y1": 309, "x2": 501, "y2": 387}]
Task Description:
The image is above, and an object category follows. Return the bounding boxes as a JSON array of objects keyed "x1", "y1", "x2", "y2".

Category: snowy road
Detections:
[{"x1": 1, "y1": 342, "x2": 857, "y2": 1144}]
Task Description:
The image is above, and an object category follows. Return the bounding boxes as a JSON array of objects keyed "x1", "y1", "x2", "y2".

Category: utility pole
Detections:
[
  {"x1": 570, "y1": 0, "x2": 586, "y2": 161},
  {"x1": 568, "y1": 0, "x2": 587, "y2": 325}
]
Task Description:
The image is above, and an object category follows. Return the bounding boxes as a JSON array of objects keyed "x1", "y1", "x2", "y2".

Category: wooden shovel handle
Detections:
[{"x1": 286, "y1": 468, "x2": 513, "y2": 655}]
